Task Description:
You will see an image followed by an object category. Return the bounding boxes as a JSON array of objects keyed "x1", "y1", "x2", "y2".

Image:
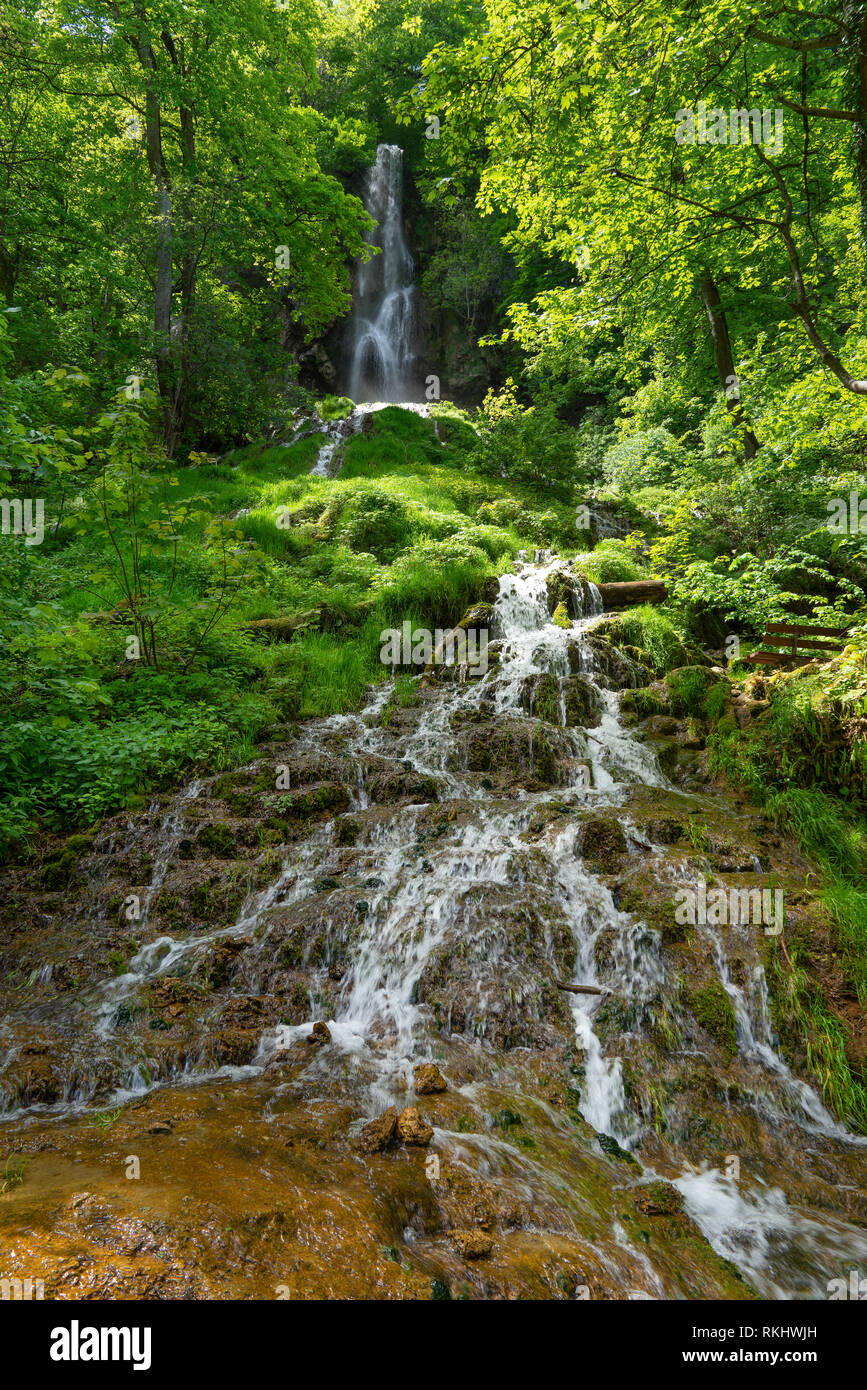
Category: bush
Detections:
[
  {"x1": 317, "y1": 395, "x2": 355, "y2": 421},
  {"x1": 339, "y1": 487, "x2": 412, "y2": 561},
  {"x1": 576, "y1": 538, "x2": 646, "y2": 583}
]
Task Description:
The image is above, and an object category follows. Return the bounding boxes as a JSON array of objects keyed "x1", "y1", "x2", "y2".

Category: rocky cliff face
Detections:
[{"x1": 1, "y1": 558, "x2": 865, "y2": 1300}]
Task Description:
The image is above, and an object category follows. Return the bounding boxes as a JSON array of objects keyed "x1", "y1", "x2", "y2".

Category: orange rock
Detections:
[
  {"x1": 396, "y1": 1106, "x2": 433, "y2": 1146},
  {"x1": 360, "y1": 1106, "x2": 398, "y2": 1154},
  {"x1": 413, "y1": 1063, "x2": 447, "y2": 1095}
]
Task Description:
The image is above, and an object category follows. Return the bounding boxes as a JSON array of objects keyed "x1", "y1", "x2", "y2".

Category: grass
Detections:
[
  {"x1": 86, "y1": 1107, "x2": 126, "y2": 1130},
  {"x1": 1, "y1": 1155, "x2": 27, "y2": 1193},
  {"x1": 0, "y1": 404, "x2": 599, "y2": 855},
  {"x1": 708, "y1": 701, "x2": 867, "y2": 1128}
]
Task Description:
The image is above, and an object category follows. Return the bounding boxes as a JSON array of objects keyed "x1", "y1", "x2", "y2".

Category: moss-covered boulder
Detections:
[
  {"x1": 682, "y1": 979, "x2": 737, "y2": 1061},
  {"x1": 580, "y1": 817, "x2": 628, "y2": 874}
]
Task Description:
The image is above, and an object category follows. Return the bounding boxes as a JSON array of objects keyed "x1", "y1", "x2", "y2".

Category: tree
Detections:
[
  {"x1": 5, "y1": 0, "x2": 373, "y2": 451},
  {"x1": 416, "y1": 0, "x2": 867, "y2": 440}
]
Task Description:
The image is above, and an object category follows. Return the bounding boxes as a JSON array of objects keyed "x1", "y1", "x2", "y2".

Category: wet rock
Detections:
[
  {"x1": 360, "y1": 1106, "x2": 398, "y2": 1154},
  {"x1": 582, "y1": 635, "x2": 650, "y2": 690},
  {"x1": 683, "y1": 980, "x2": 737, "y2": 1061},
  {"x1": 521, "y1": 671, "x2": 561, "y2": 724},
  {"x1": 454, "y1": 602, "x2": 493, "y2": 636},
  {"x1": 207, "y1": 936, "x2": 254, "y2": 987},
  {"x1": 644, "y1": 715, "x2": 679, "y2": 736},
  {"x1": 645, "y1": 817, "x2": 684, "y2": 845},
  {"x1": 677, "y1": 717, "x2": 706, "y2": 750},
  {"x1": 580, "y1": 817, "x2": 628, "y2": 874},
  {"x1": 447, "y1": 1228, "x2": 494, "y2": 1258},
  {"x1": 396, "y1": 1106, "x2": 433, "y2": 1146},
  {"x1": 208, "y1": 1029, "x2": 260, "y2": 1067},
  {"x1": 307, "y1": 1021, "x2": 331, "y2": 1045},
  {"x1": 413, "y1": 1063, "x2": 447, "y2": 1095},
  {"x1": 634, "y1": 1183, "x2": 685, "y2": 1216},
  {"x1": 456, "y1": 715, "x2": 569, "y2": 787},
  {"x1": 563, "y1": 675, "x2": 604, "y2": 728},
  {"x1": 2, "y1": 1041, "x2": 63, "y2": 1106},
  {"x1": 546, "y1": 567, "x2": 598, "y2": 619},
  {"x1": 267, "y1": 783, "x2": 350, "y2": 827}
]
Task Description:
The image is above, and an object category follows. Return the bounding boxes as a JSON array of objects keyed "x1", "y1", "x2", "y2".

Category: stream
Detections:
[{"x1": 1, "y1": 557, "x2": 865, "y2": 1300}]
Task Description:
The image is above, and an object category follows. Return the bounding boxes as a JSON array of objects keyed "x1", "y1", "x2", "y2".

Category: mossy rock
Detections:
[
  {"x1": 455, "y1": 602, "x2": 493, "y2": 634},
  {"x1": 65, "y1": 833, "x2": 95, "y2": 855},
  {"x1": 634, "y1": 1181, "x2": 685, "y2": 1216},
  {"x1": 551, "y1": 602, "x2": 572, "y2": 630},
  {"x1": 335, "y1": 817, "x2": 360, "y2": 846},
  {"x1": 563, "y1": 675, "x2": 605, "y2": 728},
  {"x1": 618, "y1": 878, "x2": 688, "y2": 943},
  {"x1": 271, "y1": 784, "x2": 350, "y2": 820},
  {"x1": 41, "y1": 849, "x2": 78, "y2": 890},
  {"x1": 523, "y1": 672, "x2": 561, "y2": 725},
  {"x1": 580, "y1": 817, "x2": 628, "y2": 874},
  {"x1": 620, "y1": 688, "x2": 668, "y2": 720},
  {"x1": 597, "y1": 1131, "x2": 639, "y2": 1165},
  {"x1": 682, "y1": 979, "x2": 737, "y2": 1061},
  {"x1": 198, "y1": 823, "x2": 237, "y2": 857}
]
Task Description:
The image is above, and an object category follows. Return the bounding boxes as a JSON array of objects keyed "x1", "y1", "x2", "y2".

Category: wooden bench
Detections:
[{"x1": 745, "y1": 621, "x2": 850, "y2": 669}]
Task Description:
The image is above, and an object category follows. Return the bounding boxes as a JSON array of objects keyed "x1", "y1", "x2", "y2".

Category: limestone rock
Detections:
[
  {"x1": 307, "y1": 1021, "x2": 331, "y2": 1045},
  {"x1": 413, "y1": 1063, "x2": 447, "y2": 1095},
  {"x1": 396, "y1": 1106, "x2": 433, "y2": 1146},
  {"x1": 360, "y1": 1106, "x2": 398, "y2": 1154},
  {"x1": 448, "y1": 1228, "x2": 494, "y2": 1258}
]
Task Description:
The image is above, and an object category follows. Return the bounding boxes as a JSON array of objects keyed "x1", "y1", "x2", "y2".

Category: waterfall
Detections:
[{"x1": 348, "y1": 144, "x2": 419, "y2": 403}]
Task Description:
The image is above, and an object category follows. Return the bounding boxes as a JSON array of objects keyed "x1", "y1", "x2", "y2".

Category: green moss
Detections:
[
  {"x1": 596, "y1": 1132, "x2": 639, "y2": 1164},
  {"x1": 198, "y1": 823, "x2": 236, "y2": 857},
  {"x1": 490, "y1": 1108, "x2": 523, "y2": 1128},
  {"x1": 316, "y1": 395, "x2": 354, "y2": 421},
  {"x1": 701, "y1": 680, "x2": 730, "y2": 723},
  {"x1": 620, "y1": 688, "x2": 666, "y2": 719},
  {"x1": 552, "y1": 601, "x2": 573, "y2": 629},
  {"x1": 65, "y1": 834, "x2": 94, "y2": 854},
  {"x1": 532, "y1": 673, "x2": 562, "y2": 725},
  {"x1": 41, "y1": 849, "x2": 77, "y2": 889},
  {"x1": 272, "y1": 784, "x2": 350, "y2": 820},
  {"x1": 107, "y1": 950, "x2": 128, "y2": 976},
  {"x1": 581, "y1": 817, "x2": 627, "y2": 873},
  {"x1": 683, "y1": 980, "x2": 737, "y2": 1061}
]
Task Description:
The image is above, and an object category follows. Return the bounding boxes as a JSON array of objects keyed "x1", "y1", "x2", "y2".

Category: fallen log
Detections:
[
  {"x1": 242, "y1": 612, "x2": 317, "y2": 641},
  {"x1": 596, "y1": 580, "x2": 668, "y2": 609},
  {"x1": 555, "y1": 981, "x2": 608, "y2": 995},
  {"x1": 243, "y1": 597, "x2": 377, "y2": 643}
]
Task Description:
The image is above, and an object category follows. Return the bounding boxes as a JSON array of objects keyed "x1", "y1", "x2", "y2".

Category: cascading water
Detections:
[
  {"x1": 3, "y1": 556, "x2": 866, "y2": 1299},
  {"x1": 348, "y1": 144, "x2": 419, "y2": 403}
]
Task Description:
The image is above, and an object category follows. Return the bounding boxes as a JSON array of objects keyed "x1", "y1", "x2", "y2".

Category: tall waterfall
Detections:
[{"x1": 348, "y1": 144, "x2": 419, "y2": 403}]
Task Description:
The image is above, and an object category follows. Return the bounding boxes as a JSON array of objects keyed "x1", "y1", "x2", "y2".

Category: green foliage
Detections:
[
  {"x1": 616, "y1": 606, "x2": 693, "y2": 676},
  {"x1": 469, "y1": 380, "x2": 581, "y2": 495},
  {"x1": 766, "y1": 790, "x2": 867, "y2": 892},
  {"x1": 575, "y1": 539, "x2": 646, "y2": 584},
  {"x1": 317, "y1": 396, "x2": 355, "y2": 422}
]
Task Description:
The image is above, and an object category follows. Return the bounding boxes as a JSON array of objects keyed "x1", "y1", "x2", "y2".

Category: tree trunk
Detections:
[
  {"x1": 128, "y1": 30, "x2": 176, "y2": 450},
  {"x1": 848, "y1": 1, "x2": 867, "y2": 257},
  {"x1": 596, "y1": 580, "x2": 668, "y2": 608},
  {"x1": 698, "y1": 271, "x2": 760, "y2": 460}
]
